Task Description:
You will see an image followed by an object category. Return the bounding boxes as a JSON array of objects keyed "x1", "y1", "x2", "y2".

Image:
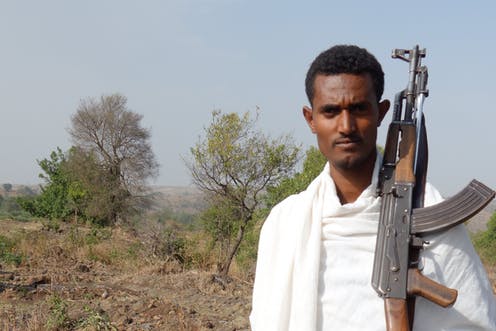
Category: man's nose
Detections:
[{"x1": 338, "y1": 110, "x2": 356, "y2": 135}]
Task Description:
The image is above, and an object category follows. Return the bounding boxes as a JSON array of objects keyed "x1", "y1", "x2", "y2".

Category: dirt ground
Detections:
[
  {"x1": 0, "y1": 219, "x2": 495, "y2": 331},
  {"x1": 0, "y1": 220, "x2": 252, "y2": 331}
]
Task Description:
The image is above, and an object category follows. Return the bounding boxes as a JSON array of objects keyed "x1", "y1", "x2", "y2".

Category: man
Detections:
[{"x1": 250, "y1": 45, "x2": 496, "y2": 330}]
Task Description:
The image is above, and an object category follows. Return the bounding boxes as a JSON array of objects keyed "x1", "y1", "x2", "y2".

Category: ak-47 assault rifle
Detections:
[{"x1": 371, "y1": 45, "x2": 495, "y2": 331}]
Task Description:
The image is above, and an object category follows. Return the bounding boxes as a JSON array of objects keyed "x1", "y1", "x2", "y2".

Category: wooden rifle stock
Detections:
[
  {"x1": 384, "y1": 269, "x2": 458, "y2": 331},
  {"x1": 385, "y1": 298, "x2": 409, "y2": 331},
  {"x1": 372, "y1": 45, "x2": 495, "y2": 331}
]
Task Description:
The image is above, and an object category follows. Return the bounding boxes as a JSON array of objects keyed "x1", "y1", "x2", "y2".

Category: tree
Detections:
[
  {"x1": 68, "y1": 93, "x2": 159, "y2": 223},
  {"x1": 2, "y1": 183, "x2": 12, "y2": 194},
  {"x1": 18, "y1": 147, "x2": 121, "y2": 225},
  {"x1": 18, "y1": 148, "x2": 74, "y2": 220},
  {"x1": 186, "y1": 110, "x2": 300, "y2": 276},
  {"x1": 264, "y1": 145, "x2": 327, "y2": 210}
]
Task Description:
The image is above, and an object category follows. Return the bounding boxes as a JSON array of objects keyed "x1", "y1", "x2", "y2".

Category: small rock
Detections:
[
  {"x1": 0, "y1": 271, "x2": 14, "y2": 281},
  {"x1": 77, "y1": 264, "x2": 90, "y2": 272},
  {"x1": 27, "y1": 275, "x2": 50, "y2": 287}
]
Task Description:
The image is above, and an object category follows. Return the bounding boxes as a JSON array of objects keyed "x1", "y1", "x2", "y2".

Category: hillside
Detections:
[
  {"x1": 0, "y1": 219, "x2": 252, "y2": 330},
  {"x1": 150, "y1": 185, "x2": 206, "y2": 214},
  {"x1": 465, "y1": 201, "x2": 496, "y2": 233}
]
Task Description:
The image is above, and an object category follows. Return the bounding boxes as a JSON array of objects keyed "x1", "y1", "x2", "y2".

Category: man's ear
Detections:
[
  {"x1": 303, "y1": 106, "x2": 316, "y2": 133},
  {"x1": 377, "y1": 99, "x2": 390, "y2": 126}
]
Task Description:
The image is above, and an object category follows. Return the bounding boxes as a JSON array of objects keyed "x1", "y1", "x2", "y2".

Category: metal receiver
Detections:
[{"x1": 371, "y1": 45, "x2": 495, "y2": 331}]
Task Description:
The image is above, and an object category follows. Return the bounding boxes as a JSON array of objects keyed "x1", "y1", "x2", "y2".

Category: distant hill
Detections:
[
  {"x1": 1, "y1": 183, "x2": 206, "y2": 215},
  {"x1": 465, "y1": 201, "x2": 496, "y2": 233},
  {"x1": 0, "y1": 183, "x2": 40, "y2": 197},
  {"x1": 150, "y1": 185, "x2": 206, "y2": 214},
  {"x1": 3, "y1": 183, "x2": 493, "y2": 232}
]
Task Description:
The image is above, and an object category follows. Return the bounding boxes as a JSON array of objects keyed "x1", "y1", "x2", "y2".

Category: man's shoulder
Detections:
[
  {"x1": 271, "y1": 189, "x2": 313, "y2": 213},
  {"x1": 262, "y1": 189, "x2": 313, "y2": 229},
  {"x1": 262, "y1": 169, "x2": 325, "y2": 232}
]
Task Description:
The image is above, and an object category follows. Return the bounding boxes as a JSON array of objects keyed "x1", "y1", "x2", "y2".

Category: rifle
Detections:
[{"x1": 371, "y1": 45, "x2": 495, "y2": 331}]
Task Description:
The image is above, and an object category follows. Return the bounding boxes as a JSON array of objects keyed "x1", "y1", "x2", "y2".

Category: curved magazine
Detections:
[{"x1": 411, "y1": 180, "x2": 495, "y2": 235}]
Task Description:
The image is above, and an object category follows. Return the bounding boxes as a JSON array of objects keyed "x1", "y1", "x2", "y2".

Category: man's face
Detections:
[{"x1": 303, "y1": 73, "x2": 389, "y2": 172}]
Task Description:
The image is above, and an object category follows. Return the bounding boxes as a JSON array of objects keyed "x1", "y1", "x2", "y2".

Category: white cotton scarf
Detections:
[
  {"x1": 250, "y1": 154, "x2": 496, "y2": 331},
  {"x1": 250, "y1": 155, "x2": 382, "y2": 331}
]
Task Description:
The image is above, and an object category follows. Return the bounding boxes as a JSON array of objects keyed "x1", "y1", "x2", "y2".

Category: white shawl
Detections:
[{"x1": 250, "y1": 157, "x2": 496, "y2": 330}]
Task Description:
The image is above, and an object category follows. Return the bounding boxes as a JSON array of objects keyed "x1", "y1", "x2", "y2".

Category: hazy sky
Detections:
[{"x1": 1, "y1": 0, "x2": 494, "y2": 196}]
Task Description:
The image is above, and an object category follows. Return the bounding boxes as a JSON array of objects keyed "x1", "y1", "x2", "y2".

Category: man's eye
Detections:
[
  {"x1": 350, "y1": 104, "x2": 368, "y2": 113},
  {"x1": 322, "y1": 107, "x2": 340, "y2": 115}
]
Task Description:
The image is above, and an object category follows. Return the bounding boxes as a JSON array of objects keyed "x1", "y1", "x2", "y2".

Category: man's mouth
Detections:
[{"x1": 334, "y1": 137, "x2": 362, "y2": 148}]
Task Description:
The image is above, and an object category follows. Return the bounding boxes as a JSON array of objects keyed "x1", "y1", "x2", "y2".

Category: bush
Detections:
[
  {"x1": 0, "y1": 196, "x2": 36, "y2": 221},
  {"x1": 0, "y1": 235, "x2": 23, "y2": 266},
  {"x1": 472, "y1": 211, "x2": 496, "y2": 265},
  {"x1": 45, "y1": 294, "x2": 70, "y2": 330},
  {"x1": 76, "y1": 305, "x2": 116, "y2": 330}
]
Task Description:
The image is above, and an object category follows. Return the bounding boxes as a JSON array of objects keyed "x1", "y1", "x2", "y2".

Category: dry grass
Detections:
[{"x1": 0, "y1": 219, "x2": 253, "y2": 330}]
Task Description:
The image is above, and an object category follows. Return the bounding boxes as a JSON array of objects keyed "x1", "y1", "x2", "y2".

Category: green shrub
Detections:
[
  {"x1": 42, "y1": 219, "x2": 61, "y2": 232},
  {"x1": 235, "y1": 225, "x2": 258, "y2": 273},
  {"x1": 45, "y1": 294, "x2": 70, "y2": 330},
  {"x1": 0, "y1": 235, "x2": 23, "y2": 266},
  {"x1": 472, "y1": 211, "x2": 496, "y2": 265},
  {"x1": 76, "y1": 305, "x2": 116, "y2": 331},
  {"x1": 84, "y1": 227, "x2": 112, "y2": 245}
]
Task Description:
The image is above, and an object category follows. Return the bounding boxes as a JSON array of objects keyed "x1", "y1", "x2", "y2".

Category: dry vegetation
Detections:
[
  {"x1": 0, "y1": 195, "x2": 494, "y2": 330},
  {"x1": 0, "y1": 219, "x2": 252, "y2": 331}
]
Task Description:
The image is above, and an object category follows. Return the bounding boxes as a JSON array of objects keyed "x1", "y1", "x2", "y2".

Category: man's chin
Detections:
[
  {"x1": 333, "y1": 158, "x2": 360, "y2": 170},
  {"x1": 331, "y1": 152, "x2": 375, "y2": 171}
]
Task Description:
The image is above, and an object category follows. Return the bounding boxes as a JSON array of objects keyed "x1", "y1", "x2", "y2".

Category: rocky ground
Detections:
[{"x1": 0, "y1": 220, "x2": 252, "y2": 331}]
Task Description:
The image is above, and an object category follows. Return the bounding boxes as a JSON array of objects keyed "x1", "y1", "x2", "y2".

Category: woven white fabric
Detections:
[{"x1": 250, "y1": 156, "x2": 496, "y2": 331}]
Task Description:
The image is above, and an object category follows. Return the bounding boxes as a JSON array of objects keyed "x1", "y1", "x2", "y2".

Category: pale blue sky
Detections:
[{"x1": 0, "y1": 0, "x2": 494, "y2": 196}]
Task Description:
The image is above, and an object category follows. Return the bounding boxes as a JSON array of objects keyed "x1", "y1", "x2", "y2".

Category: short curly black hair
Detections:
[{"x1": 305, "y1": 45, "x2": 384, "y2": 105}]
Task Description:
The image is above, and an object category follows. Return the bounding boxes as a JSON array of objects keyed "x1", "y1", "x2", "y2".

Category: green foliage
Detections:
[
  {"x1": 64, "y1": 147, "x2": 124, "y2": 226},
  {"x1": 84, "y1": 227, "x2": 113, "y2": 245},
  {"x1": 472, "y1": 211, "x2": 496, "y2": 265},
  {"x1": 17, "y1": 146, "x2": 135, "y2": 226},
  {"x1": 235, "y1": 224, "x2": 259, "y2": 272},
  {"x1": 42, "y1": 219, "x2": 61, "y2": 232},
  {"x1": 155, "y1": 207, "x2": 196, "y2": 226},
  {"x1": 188, "y1": 110, "x2": 300, "y2": 198},
  {"x1": 17, "y1": 148, "x2": 75, "y2": 221},
  {"x1": 125, "y1": 242, "x2": 143, "y2": 260},
  {"x1": 0, "y1": 234, "x2": 23, "y2": 266},
  {"x1": 76, "y1": 305, "x2": 116, "y2": 331},
  {"x1": 20, "y1": 94, "x2": 159, "y2": 226},
  {"x1": 187, "y1": 110, "x2": 300, "y2": 275},
  {"x1": 200, "y1": 197, "x2": 240, "y2": 247},
  {"x1": 265, "y1": 145, "x2": 327, "y2": 210},
  {"x1": 156, "y1": 228, "x2": 187, "y2": 262},
  {"x1": 0, "y1": 195, "x2": 34, "y2": 221},
  {"x1": 45, "y1": 294, "x2": 70, "y2": 330}
]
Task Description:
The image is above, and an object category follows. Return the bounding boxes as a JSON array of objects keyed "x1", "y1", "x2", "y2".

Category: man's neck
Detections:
[{"x1": 330, "y1": 156, "x2": 376, "y2": 205}]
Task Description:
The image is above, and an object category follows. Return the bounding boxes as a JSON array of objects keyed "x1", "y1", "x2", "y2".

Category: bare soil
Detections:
[
  {"x1": 1, "y1": 217, "x2": 495, "y2": 331},
  {"x1": 0, "y1": 220, "x2": 252, "y2": 331}
]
